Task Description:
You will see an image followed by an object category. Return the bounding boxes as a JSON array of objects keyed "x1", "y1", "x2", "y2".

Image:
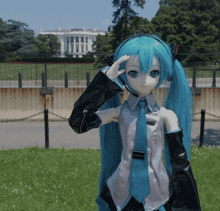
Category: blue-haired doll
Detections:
[{"x1": 69, "y1": 35, "x2": 201, "y2": 211}]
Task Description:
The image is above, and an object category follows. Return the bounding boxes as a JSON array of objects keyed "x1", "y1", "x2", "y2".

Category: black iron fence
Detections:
[
  {"x1": 183, "y1": 62, "x2": 220, "y2": 88},
  {"x1": 0, "y1": 60, "x2": 220, "y2": 88},
  {"x1": 0, "y1": 62, "x2": 99, "y2": 88}
]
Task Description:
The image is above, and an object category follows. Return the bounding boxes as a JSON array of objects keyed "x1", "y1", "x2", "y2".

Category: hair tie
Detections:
[{"x1": 171, "y1": 44, "x2": 179, "y2": 60}]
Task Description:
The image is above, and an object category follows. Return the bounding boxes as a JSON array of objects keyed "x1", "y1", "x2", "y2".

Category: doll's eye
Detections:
[
  {"x1": 128, "y1": 70, "x2": 138, "y2": 78},
  {"x1": 149, "y1": 70, "x2": 160, "y2": 78}
]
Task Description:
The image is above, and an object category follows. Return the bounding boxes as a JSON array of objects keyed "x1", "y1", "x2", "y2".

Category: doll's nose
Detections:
[{"x1": 142, "y1": 75, "x2": 149, "y2": 85}]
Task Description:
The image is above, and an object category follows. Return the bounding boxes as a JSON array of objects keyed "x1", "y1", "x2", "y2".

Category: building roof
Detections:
[{"x1": 40, "y1": 28, "x2": 105, "y2": 33}]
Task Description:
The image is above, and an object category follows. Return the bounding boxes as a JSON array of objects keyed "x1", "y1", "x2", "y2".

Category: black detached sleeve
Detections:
[
  {"x1": 165, "y1": 130, "x2": 201, "y2": 211},
  {"x1": 68, "y1": 70, "x2": 123, "y2": 134}
]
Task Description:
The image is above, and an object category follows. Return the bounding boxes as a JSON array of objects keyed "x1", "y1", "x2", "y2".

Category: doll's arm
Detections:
[
  {"x1": 161, "y1": 107, "x2": 201, "y2": 210},
  {"x1": 68, "y1": 70, "x2": 123, "y2": 134},
  {"x1": 97, "y1": 105, "x2": 122, "y2": 125},
  {"x1": 68, "y1": 55, "x2": 129, "y2": 134},
  {"x1": 161, "y1": 107, "x2": 179, "y2": 132}
]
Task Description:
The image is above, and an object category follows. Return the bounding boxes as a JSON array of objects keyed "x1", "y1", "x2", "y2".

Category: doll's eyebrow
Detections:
[{"x1": 129, "y1": 65, "x2": 139, "y2": 68}]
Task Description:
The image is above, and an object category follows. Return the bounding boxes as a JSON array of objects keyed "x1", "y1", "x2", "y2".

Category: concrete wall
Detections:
[{"x1": 0, "y1": 88, "x2": 219, "y2": 121}]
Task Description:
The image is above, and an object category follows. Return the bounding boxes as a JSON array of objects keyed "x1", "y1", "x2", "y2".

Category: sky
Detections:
[{"x1": 0, "y1": 0, "x2": 160, "y2": 36}]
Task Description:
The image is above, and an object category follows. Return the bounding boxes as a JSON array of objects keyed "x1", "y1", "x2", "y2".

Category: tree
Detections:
[
  {"x1": 34, "y1": 34, "x2": 60, "y2": 57},
  {"x1": 0, "y1": 19, "x2": 61, "y2": 59},
  {"x1": 0, "y1": 18, "x2": 7, "y2": 61},
  {"x1": 149, "y1": 0, "x2": 220, "y2": 62},
  {"x1": 111, "y1": 0, "x2": 146, "y2": 47},
  {"x1": 127, "y1": 16, "x2": 152, "y2": 35},
  {"x1": 0, "y1": 19, "x2": 39, "y2": 60},
  {"x1": 93, "y1": 33, "x2": 114, "y2": 67},
  {"x1": 1, "y1": 19, "x2": 36, "y2": 54},
  {"x1": 148, "y1": 5, "x2": 195, "y2": 49}
]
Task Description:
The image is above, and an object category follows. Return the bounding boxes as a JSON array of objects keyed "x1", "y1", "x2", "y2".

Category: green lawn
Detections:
[
  {"x1": 0, "y1": 63, "x2": 99, "y2": 81},
  {"x1": 0, "y1": 63, "x2": 220, "y2": 81},
  {"x1": 184, "y1": 63, "x2": 220, "y2": 78},
  {"x1": 0, "y1": 146, "x2": 219, "y2": 211}
]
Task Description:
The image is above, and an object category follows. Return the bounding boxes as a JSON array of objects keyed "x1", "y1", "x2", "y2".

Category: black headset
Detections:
[{"x1": 105, "y1": 35, "x2": 179, "y2": 66}]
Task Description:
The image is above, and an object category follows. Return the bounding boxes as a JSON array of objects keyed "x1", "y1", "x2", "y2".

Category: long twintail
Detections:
[
  {"x1": 96, "y1": 94, "x2": 123, "y2": 210},
  {"x1": 164, "y1": 60, "x2": 192, "y2": 172}
]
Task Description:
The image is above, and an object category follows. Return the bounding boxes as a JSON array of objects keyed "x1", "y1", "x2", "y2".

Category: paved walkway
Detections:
[{"x1": 0, "y1": 121, "x2": 219, "y2": 150}]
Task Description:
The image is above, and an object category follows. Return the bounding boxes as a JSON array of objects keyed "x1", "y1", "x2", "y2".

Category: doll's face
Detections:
[{"x1": 125, "y1": 55, "x2": 160, "y2": 96}]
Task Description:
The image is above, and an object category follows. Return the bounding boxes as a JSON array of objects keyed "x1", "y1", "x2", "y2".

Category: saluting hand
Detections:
[{"x1": 104, "y1": 55, "x2": 130, "y2": 80}]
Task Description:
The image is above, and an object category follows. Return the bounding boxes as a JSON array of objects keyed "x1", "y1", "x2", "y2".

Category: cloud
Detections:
[{"x1": 102, "y1": 19, "x2": 111, "y2": 25}]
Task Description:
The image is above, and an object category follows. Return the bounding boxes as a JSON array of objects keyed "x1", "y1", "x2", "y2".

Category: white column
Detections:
[
  {"x1": 87, "y1": 37, "x2": 90, "y2": 52},
  {"x1": 88, "y1": 36, "x2": 93, "y2": 52},
  {"x1": 65, "y1": 37, "x2": 67, "y2": 54},
  {"x1": 69, "y1": 37, "x2": 71, "y2": 53},
  {"x1": 73, "y1": 36, "x2": 76, "y2": 55},
  {"x1": 84, "y1": 36, "x2": 86, "y2": 53},
  {"x1": 60, "y1": 36, "x2": 65, "y2": 57},
  {"x1": 79, "y1": 36, "x2": 81, "y2": 54}
]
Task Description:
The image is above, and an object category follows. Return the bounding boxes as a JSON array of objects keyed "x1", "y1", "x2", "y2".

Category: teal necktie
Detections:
[{"x1": 129, "y1": 100, "x2": 150, "y2": 203}]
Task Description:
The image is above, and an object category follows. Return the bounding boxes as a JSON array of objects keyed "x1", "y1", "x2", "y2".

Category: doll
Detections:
[{"x1": 69, "y1": 35, "x2": 201, "y2": 211}]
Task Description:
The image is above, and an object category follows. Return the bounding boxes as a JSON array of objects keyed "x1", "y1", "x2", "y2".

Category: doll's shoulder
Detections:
[{"x1": 160, "y1": 107, "x2": 179, "y2": 132}]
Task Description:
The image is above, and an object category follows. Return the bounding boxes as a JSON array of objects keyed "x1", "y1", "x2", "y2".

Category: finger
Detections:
[
  {"x1": 102, "y1": 68, "x2": 109, "y2": 74},
  {"x1": 115, "y1": 55, "x2": 130, "y2": 64},
  {"x1": 118, "y1": 69, "x2": 125, "y2": 76},
  {"x1": 145, "y1": 114, "x2": 157, "y2": 121}
]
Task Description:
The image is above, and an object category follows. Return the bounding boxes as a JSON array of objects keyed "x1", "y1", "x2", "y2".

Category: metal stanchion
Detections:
[
  {"x1": 199, "y1": 109, "x2": 206, "y2": 147},
  {"x1": 86, "y1": 72, "x2": 91, "y2": 87},
  {"x1": 44, "y1": 62, "x2": 47, "y2": 88},
  {"x1": 18, "y1": 72, "x2": 22, "y2": 88},
  {"x1": 65, "y1": 71, "x2": 68, "y2": 88},
  {"x1": 42, "y1": 72, "x2": 45, "y2": 87},
  {"x1": 44, "y1": 108, "x2": 49, "y2": 149}
]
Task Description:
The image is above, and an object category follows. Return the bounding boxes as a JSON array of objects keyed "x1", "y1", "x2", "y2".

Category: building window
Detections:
[
  {"x1": 86, "y1": 37, "x2": 88, "y2": 43},
  {"x1": 71, "y1": 37, "x2": 73, "y2": 42},
  {"x1": 76, "y1": 44, "x2": 79, "y2": 52},
  {"x1": 67, "y1": 37, "x2": 69, "y2": 43},
  {"x1": 75, "y1": 37, "x2": 79, "y2": 43},
  {"x1": 71, "y1": 44, "x2": 74, "y2": 52},
  {"x1": 81, "y1": 37, "x2": 84, "y2": 42}
]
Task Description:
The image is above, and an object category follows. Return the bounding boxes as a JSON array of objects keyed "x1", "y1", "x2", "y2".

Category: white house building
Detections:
[{"x1": 40, "y1": 28, "x2": 106, "y2": 57}]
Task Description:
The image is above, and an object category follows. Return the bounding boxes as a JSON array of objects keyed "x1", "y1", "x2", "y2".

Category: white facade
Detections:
[{"x1": 40, "y1": 28, "x2": 106, "y2": 57}]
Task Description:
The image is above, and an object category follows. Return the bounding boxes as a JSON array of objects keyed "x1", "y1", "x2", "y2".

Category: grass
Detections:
[
  {"x1": 0, "y1": 146, "x2": 220, "y2": 211},
  {"x1": 0, "y1": 147, "x2": 101, "y2": 211},
  {"x1": 184, "y1": 63, "x2": 220, "y2": 78},
  {"x1": 0, "y1": 63, "x2": 220, "y2": 82},
  {"x1": 0, "y1": 63, "x2": 99, "y2": 81},
  {"x1": 190, "y1": 146, "x2": 220, "y2": 210}
]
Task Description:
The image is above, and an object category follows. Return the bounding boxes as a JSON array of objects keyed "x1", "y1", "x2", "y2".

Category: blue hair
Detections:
[
  {"x1": 97, "y1": 35, "x2": 192, "y2": 210},
  {"x1": 115, "y1": 35, "x2": 173, "y2": 92}
]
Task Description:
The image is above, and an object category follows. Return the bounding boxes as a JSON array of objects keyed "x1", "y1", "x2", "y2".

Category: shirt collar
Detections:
[{"x1": 126, "y1": 92, "x2": 157, "y2": 111}]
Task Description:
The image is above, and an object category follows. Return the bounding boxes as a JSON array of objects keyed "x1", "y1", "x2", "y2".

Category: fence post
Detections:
[
  {"x1": 42, "y1": 72, "x2": 46, "y2": 87},
  {"x1": 65, "y1": 71, "x2": 68, "y2": 88},
  {"x1": 199, "y1": 109, "x2": 206, "y2": 147},
  {"x1": 44, "y1": 62, "x2": 47, "y2": 88},
  {"x1": 36, "y1": 64, "x2": 38, "y2": 80},
  {"x1": 44, "y1": 108, "x2": 49, "y2": 149},
  {"x1": 86, "y1": 72, "x2": 91, "y2": 87},
  {"x1": 212, "y1": 69, "x2": 216, "y2": 88},
  {"x1": 18, "y1": 72, "x2": 22, "y2": 88},
  {"x1": 192, "y1": 69, "x2": 196, "y2": 89}
]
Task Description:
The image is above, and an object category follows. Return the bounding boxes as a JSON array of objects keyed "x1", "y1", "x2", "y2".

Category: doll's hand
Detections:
[{"x1": 104, "y1": 55, "x2": 130, "y2": 80}]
